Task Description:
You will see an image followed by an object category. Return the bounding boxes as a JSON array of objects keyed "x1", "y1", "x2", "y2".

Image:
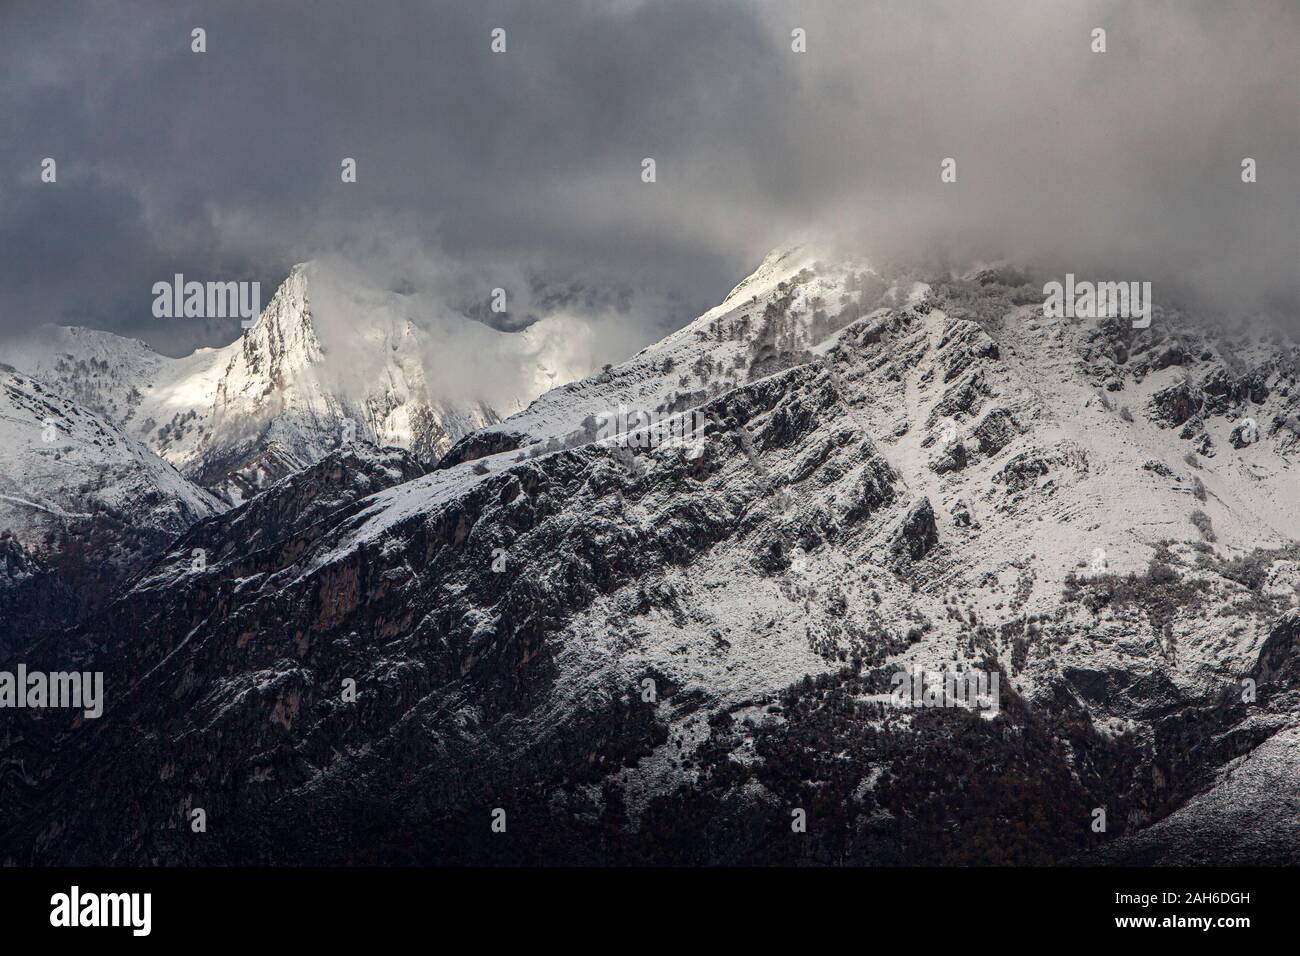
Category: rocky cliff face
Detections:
[
  {"x1": 7, "y1": 263, "x2": 500, "y2": 505},
  {"x1": 3, "y1": 251, "x2": 1297, "y2": 865},
  {"x1": 2, "y1": 263, "x2": 502, "y2": 645},
  {"x1": 0, "y1": 364, "x2": 220, "y2": 658}
]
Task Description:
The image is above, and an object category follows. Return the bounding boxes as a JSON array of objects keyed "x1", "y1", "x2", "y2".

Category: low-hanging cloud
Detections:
[
  {"x1": 1, "y1": 0, "x2": 1295, "y2": 373},
  {"x1": 301, "y1": 247, "x2": 672, "y2": 416}
]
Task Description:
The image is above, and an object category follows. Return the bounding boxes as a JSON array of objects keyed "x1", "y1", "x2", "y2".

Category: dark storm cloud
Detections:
[{"x1": 1, "y1": 0, "x2": 1296, "y2": 356}]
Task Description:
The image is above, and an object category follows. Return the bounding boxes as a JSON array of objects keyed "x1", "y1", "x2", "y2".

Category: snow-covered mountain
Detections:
[
  {"x1": 7, "y1": 262, "x2": 524, "y2": 503},
  {"x1": 4, "y1": 247, "x2": 1298, "y2": 865},
  {"x1": 0, "y1": 364, "x2": 220, "y2": 655},
  {"x1": 1, "y1": 258, "x2": 626, "y2": 650}
]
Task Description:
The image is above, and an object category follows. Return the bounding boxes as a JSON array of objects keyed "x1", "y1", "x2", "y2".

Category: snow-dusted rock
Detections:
[
  {"x1": 3, "y1": 248, "x2": 1297, "y2": 865},
  {"x1": 7, "y1": 263, "x2": 501, "y2": 504},
  {"x1": 0, "y1": 364, "x2": 220, "y2": 654}
]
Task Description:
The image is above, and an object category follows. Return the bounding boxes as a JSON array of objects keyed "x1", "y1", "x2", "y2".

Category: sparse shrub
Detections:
[
  {"x1": 1062, "y1": 558, "x2": 1203, "y2": 632},
  {"x1": 1147, "y1": 558, "x2": 1180, "y2": 586},
  {"x1": 1196, "y1": 544, "x2": 1300, "y2": 593},
  {"x1": 1189, "y1": 509, "x2": 1216, "y2": 542},
  {"x1": 1191, "y1": 476, "x2": 1207, "y2": 502},
  {"x1": 1010, "y1": 635, "x2": 1030, "y2": 673},
  {"x1": 1118, "y1": 406, "x2": 1134, "y2": 422},
  {"x1": 1183, "y1": 450, "x2": 1199, "y2": 469}
]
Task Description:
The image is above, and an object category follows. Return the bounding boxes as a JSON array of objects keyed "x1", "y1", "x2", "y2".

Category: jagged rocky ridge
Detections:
[
  {"x1": 2, "y1": 250, "x2": 1297, "y2": 864},
  {"x1": 2, "y1": 263, "x2": 508, "y2": 650},
  {"x1": 7, "y1": 264, "x2": 501, "y2": 505},
  {"x1": 0, "y1": 364, "x2": 220, "y2": 657}
]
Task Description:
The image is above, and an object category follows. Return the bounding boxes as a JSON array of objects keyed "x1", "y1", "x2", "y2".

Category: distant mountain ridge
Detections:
[
  {"x1": 1, "y1": 259, "x2": 632, "y2": 651},
  {"x1": 0, "y1": 363, "x2": 220, "y2": 655},
  {"x1": 8, "y1": 263, "x2": 503, "y2": 503},
  {"x1": 4, "y1": 246, "x2": 1297, "y2": 864}
]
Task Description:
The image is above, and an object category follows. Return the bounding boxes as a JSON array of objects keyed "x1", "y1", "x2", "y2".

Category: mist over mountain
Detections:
[
  {"x1": 3, "y1": 246, "x2": 1298, "y2": 866},
  {"x1": 1, "y1": 0, "x2": 1295, "y2": 358},
  {"x1": 2, "y1": 1, "x2": 1299, "y2": 925}
]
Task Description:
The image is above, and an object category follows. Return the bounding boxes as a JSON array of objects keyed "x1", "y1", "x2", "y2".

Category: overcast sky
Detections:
[{"x1": 1, "y1": 0, "x2": 1296, "y2": 357}]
